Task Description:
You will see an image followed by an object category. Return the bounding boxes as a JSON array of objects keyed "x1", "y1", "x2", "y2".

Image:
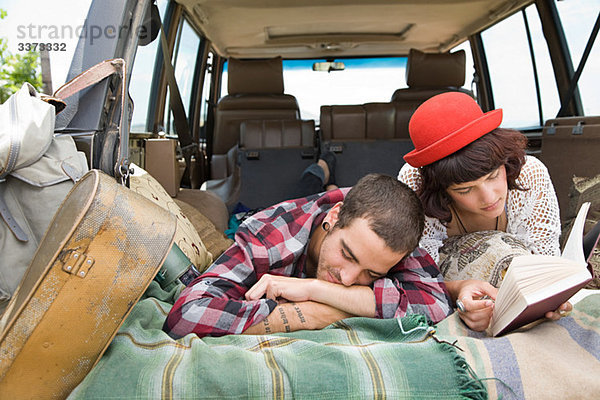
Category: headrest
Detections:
[
  {"x1": 228, "y1": 57, "x2": 284, "y2": 95},
  {"x1": 240, "y1": 120, "x2": 315, "y2": 148},
  {"x1": 406, "y1": 49, "x2": 466, "y2": 88}
]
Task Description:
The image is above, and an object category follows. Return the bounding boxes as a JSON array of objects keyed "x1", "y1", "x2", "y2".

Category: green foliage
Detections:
[{"x1": 0, "y1": 9, "x2": 43, "y2": 103}]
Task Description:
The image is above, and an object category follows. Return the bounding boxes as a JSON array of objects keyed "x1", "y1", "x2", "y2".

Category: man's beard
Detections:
[
  {"x1": 314, "y1": 234, "x2": 342, "y2": 284},
  {"x1": 317, "y1": 263, "x2": 342, "y2": 283}
]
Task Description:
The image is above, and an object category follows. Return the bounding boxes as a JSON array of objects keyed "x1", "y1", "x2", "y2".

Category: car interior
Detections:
[
  {"x1": 2, "y1": 0, "x2": 599, "y2": 397},
  {"x1": 54, "y1": 0, "x2": 599, "y2": 233}
]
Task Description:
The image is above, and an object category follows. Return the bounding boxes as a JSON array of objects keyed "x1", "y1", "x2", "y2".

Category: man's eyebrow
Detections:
[{"x1": 341, "y1": 239, "x2": 359, "y2": 264}]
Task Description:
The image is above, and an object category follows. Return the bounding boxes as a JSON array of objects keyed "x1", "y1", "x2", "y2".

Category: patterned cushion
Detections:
[
  {"x1": 129, "y1": 164, "x2": 214, "y2": 270},
  {"x1": 438, "y1": 230, "x2": 531, "y2": 287}
]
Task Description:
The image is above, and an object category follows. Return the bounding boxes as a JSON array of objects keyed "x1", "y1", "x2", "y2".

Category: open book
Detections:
[{"x1": 489, "y1": 202, "x2": 596, "y2": 337}]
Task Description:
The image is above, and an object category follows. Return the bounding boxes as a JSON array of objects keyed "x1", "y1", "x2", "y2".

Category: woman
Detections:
[{"x1": 398, "y1": 92, "x2": 570, "y2": 331}]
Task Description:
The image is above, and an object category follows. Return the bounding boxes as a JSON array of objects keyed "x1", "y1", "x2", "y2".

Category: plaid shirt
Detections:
[{"x1": 164, "y1": 189, "x2": 452, "y2": 339}]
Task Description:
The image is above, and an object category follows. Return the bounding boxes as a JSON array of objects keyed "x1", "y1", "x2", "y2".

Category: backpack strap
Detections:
[{"x1": 0, "y1": 186, "x2": 28, "y2": 242}]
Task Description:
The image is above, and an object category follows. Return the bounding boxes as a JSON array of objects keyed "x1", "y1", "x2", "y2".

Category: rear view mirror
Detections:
[
  {"x1": 138, "y1": 3, "x2": 160, "y2": 46},
  {"x1": 312, "y1": 61, "x2": 345, "y2": 72}
]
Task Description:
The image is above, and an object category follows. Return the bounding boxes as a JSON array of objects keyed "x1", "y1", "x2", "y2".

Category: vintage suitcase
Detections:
[{"x1": 0, "y1": 169, "x2": 177, "y2": 399}]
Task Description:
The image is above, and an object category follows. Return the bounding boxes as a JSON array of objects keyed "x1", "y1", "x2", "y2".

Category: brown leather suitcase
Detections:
[{"x1": 0, "y1": 169, "x2": 177, "y2": 399}]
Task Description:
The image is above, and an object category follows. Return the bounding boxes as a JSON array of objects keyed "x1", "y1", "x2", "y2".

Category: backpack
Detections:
[{"x1": 0, "y1": 83, "x2": 88, "y2": 315}]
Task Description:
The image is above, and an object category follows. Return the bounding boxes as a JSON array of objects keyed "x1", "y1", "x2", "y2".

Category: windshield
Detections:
[
  {"x1": 220, "y1": 43, "x2": 473, "y2": 125},
  {"x1": 220, "y1": 57, "x2": 406, "y2": 124},
  {"x1": 282, "y1": 57, "x2": 406, "y2": 122}
]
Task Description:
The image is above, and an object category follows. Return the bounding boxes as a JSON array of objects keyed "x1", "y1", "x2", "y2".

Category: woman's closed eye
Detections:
[{"x1": 454, "y1": 187, "x2": 472, "y2": 195}]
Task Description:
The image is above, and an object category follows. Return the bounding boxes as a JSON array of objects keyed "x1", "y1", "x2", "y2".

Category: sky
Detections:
[{"x1": 0, "y1": 0, "x2": 92, "y2": 90}]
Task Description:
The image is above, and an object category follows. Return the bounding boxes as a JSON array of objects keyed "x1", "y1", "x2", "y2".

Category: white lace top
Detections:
[{"x1": 398, "y1": 156, "x2": 562, "y2": 262}]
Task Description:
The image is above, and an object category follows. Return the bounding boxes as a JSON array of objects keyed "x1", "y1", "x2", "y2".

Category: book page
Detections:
[
  {"x1": 509, "y1": 255, "x2": 587, "y2": 294},
  {"x1": 562, "y1": 202, "x2": 590, "y2": 266},
  {"x1": 524, "y1": 269, "x2": 593, "y2": 305},
  {"x1": 490, "y1": 251, "x2": 592, "y2": 336}
]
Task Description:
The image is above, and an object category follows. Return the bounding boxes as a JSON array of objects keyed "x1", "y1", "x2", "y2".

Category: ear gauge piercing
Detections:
[{"x1": 322, "y1": 221, "x2": 330, "y2": 231}]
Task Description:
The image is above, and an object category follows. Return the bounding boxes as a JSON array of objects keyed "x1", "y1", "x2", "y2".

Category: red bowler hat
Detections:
[{"x1": 403, "y1": 92, "x2": 503, "y2": 167}]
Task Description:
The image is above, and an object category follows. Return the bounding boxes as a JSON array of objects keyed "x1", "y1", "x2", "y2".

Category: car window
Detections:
[
  {"x1": 556, "y1": 0, "x2": 600, "y2": 116},
  {"x1": 481, "y1": 5, "x2": 559, "y2": 128},
  {"x1": 219, "y1": 57, "x2": 407, "y2": 123},
  {"x1": 199, "y1": 52, "x2": 214, "y2": 130},
  {"x1": 453, "y1": 41, "x2": 476, "y2": 95},
  {"x1": 282, "y1": 58, "x2": 407, "y2": 122},
  {"x1": 129, "y1": 0, "x2": 168, "y2": 132},
  {"x1": 129, "y1": 3, "x2": 203, "y2": 135},
  {"x1": 162, "y1": 16, "x2": 202, "y2": 135},
  {"x1": 219, "y1": 51, "x2": 476, "y2": 124},
  {"x1": 197, "y1": 51, "x2": 216, "y2": 141}
]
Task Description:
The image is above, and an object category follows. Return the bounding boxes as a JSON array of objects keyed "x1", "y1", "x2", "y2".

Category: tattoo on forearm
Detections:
[
  {"x1": 279, "y1": 307, "x2": 291, "y2": 333},
  {"x1": 292, "y1": 303, "x2": 306, "y2": 324},
  {"x1": 263, "y1": 317, "x2": 272, "y2": 334}
]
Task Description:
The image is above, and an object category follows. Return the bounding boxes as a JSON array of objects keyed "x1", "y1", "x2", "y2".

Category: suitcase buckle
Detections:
[{"x1": 62, "y1": 251, "x2": 95, "y2": 278}]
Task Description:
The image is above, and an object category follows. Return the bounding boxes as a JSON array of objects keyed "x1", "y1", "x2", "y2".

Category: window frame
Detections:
[
  {"x1": 467, "y1": 0, "x2": 585, "y2": 132},
  {"x1": 146, "y1": 2, "x2": 208, "y2": 144}
]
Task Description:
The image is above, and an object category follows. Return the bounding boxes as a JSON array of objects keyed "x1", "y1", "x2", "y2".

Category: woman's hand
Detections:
[
  {"x1": 447, "y1": 280, "x2": 573, "y2": 332},
  {"x1": 545, "y1": 301, "x2": 573, "y2": 321},
  {"x1": 446, "y1": 279, "x2": 498, "y2": 332}
]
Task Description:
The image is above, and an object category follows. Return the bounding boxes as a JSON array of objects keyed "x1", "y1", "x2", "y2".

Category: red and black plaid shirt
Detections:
[{"x1": 164, "y1": 189, "x2": 452, "y2": 338}]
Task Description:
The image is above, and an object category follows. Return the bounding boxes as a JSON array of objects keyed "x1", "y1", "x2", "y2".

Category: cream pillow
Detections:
[{"x1": 128, "y1": 164, "x2": 213, "y2": 270}]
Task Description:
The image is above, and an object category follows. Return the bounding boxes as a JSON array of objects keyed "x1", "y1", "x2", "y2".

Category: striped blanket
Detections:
[
  {"x1": 69, "y1": 282, "x2": 485, "y2": 399},
  {"x1": 69, "y1": 282, "x2": 600, "y2": 399},
  {"x1": 435, "y1": 293, "x2": 600, "y2": 399}
]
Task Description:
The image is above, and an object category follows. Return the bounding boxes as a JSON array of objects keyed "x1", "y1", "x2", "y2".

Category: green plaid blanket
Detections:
[{"x1": 69, "y1": 282, "x2": 486, "y2": 400}]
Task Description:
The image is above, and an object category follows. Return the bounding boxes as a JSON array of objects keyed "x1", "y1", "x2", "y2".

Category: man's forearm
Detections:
[
  {"x1": 243, "y1": 301, "x2": 353, "y2": 335},
  {"x1": 244, "y1": 276, "x2": 377, "y2": 317},
  {"x1": 308, "y1": 281, "x2": 376, "y2": 317}
]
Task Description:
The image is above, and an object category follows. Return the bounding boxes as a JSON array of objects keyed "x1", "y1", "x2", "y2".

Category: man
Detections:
[{"x1": 164, "y1": 174, "x2": 452, "y2": 339}]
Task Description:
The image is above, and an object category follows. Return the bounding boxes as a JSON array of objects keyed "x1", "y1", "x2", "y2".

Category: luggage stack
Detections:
[{"x1": 0, "y1": 170, "x2": 177, "y2": 399}]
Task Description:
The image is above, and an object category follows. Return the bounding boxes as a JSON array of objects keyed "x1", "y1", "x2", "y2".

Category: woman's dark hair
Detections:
[{"x1": 418, "y1": 128, "x2": 527, "y2": 223}]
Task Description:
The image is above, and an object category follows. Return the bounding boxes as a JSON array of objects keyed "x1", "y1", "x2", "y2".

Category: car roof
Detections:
[{"x1": 175, "y1": 0, "x2": 534, "y2": 58}]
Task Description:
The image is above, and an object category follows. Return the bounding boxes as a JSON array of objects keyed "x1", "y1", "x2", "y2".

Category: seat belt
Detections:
[{"x1": 158, "y1": 20, "x2": 204, "y2": 188}]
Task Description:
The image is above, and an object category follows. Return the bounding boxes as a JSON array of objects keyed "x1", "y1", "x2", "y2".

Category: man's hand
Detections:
[
  {"x1": 446, "y1": 279, "x2": 497, "y2": 332},
  {"x1": 245, "y1": 274, "x2": 376, "y2": 317},
  {"x1": 243, "y1": 301, "x2": 353, "y2": 335},
  {"x1": 245, "y1": 275, "x2": 316, "y2": 303}
]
